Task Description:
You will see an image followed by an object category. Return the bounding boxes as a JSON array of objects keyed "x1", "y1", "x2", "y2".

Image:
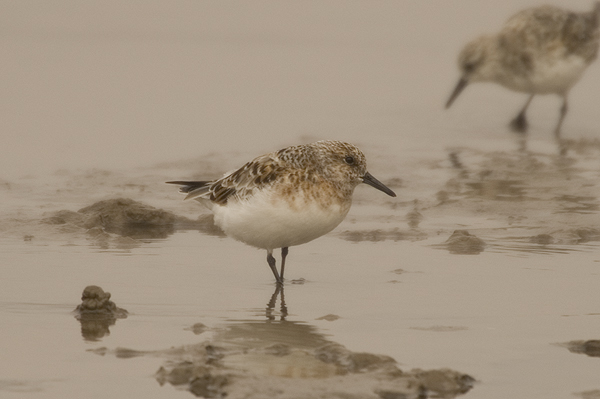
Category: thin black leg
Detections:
[
  {"x1": 509, "y1": 94, "x2": 534, "y2": 133},
  {"x1": 267, "y1": 251, "x2": 282, "y2": 285},
  {"x1": 280, "y1": 247, "x2": 289, "y2": 281},
  {"x1": 556, "y1": 97, "x2": 569, "y2": 155},
  {"x1": 555, "y1": 97, "x2": 568, "y2": 139}
]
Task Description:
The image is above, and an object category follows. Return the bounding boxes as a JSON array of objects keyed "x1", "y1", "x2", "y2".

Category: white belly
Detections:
[
  {"x1": 211, "y1": 190, "x2": 351, "y2": 251},
  {"x1": 502, "y1": 54, "x2": 589, "y2": 95},
  {"x1": 531, "y1": 54, "x2": 588, "y2": 94}
]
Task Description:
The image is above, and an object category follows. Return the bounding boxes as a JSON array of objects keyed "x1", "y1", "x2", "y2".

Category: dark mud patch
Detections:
[
  {"x1": 2, "y1": 197, "x2": 225, "y2": 249},
  {"x1": 560, "y1": 340, "x2": 600, "y2": 358},
  {"x1": 481, "y1": 227, "x2": 600, "y2": 255},
  {"x1": 435, "y1": 230, "x2": 486, "y2": 255},
  {"x1": 463, "y1": 179, "x2": 526, "y2": 201},
  {"x1": 554, "y1": 195, "x2": 600, "y2": 214},
  {"x1": 574, "y1": 390, "x2": 600, "y2": 399},
  {"x1": 405, "y1": 208, "x2": 424, "y2": 228},
  {"x1": 410, "y1": 326, "x2": 468, "y2": 332},
  {"x1": 28, "y1": 197, "x2": 179, "y2": 243},
  {"x1": 71, "y1": 198, "x2": 176, "y2": 239},
  {"x1": 528, "y1": 234, "x2": 555, "y2": 245},
  {"x1": 524, "y1": 228, "x2": 600, "y2": 245},
  {"x1": 96, "y1": 319, "x2": 475, "y2": 399},
  {"x1": 73, "y1": 285, "x2": 128, "y2": 341},
  {"x1": 186, "y1": 323, "x2": 209, "y2": 335},
  {"x1": 340, "y1": 228, "x2": 427, "y2": 243},
  {"x1": 315, "y1": 314, "x2": 340, "y2": 322},
  {"x1": 43, "y1": 198, "x2": 225, "y2": 239}
]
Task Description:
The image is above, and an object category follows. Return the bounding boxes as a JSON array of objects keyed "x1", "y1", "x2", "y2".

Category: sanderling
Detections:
[
  {"x1": 167, "y1": 140, "x2": 396, "y2": 284},
  {"x1": 446, "y1": 2, "x2": 600, "y2": 138}
]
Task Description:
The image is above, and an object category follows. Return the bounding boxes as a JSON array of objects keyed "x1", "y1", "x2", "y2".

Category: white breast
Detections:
[
  {"x1": 529, "y1": 53, "x2": 589, "y2": 94},
  {"x1": 211, "y1": 189, "x2": 351, "y2": 251}
]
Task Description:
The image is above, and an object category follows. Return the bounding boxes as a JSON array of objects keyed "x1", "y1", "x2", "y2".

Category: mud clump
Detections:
[
  {"x1": 563, "y1": 340, "x2": 600, "y2": 358},
  {"x1": 314, "y1": 343, "x2": 396, "y2": 374},
  {"x1": 157, "y1": 362, "x2": 231, "y2": 398},
  {"x1": 340, "y1": 228, "x2": 426, "y2": 243},
  {"x1": 143, "y1": 322, "x2": 475, "y2": 398},
  {"x1": 92, "y1": 315, "x2": 475, "y2": 397},
  {"x1": 42, "y1": 198, "x2": 225, "y2": 240},
  {"x1": 152, "y1": 341, "x2": 474, "y2": 398},
  {"x1": 74, "y1": 285, "x2": 128, "y2": 317},
  {"x1": 443, "y1": 230, "x2": 485, "y2": 254},
  {"x1": 78, "y1": 198, "x2": 176, "y2": 238},
  {"x1": 42, "y1": 198, "x2": 176, "y2": 239},
  {"x1": 569, "y1": 228, "x2": 600, "y2": 243},
  {"x1": 574, "y1": 389, "x2": 600, "y2": 399},
  {"x1": 189, "y1": 373, "x2": 230, "y2": 398},
  {"x1": 315, "y1": 314, "x2": 340, "y2": 322},
  {"x1": 186, "y1": 323, "x2": 208, "y2": 335},
  {"x1": 528, "y1": 229, "x2": 600, "y2": 245},
  {"x1": 42, "y1": 209, "x2": 87, "y2": 226},
  {"x1": 412, "y1": 369, "x2": 476, "y2": 396},
  {"x1": 73, "y1": 285, "x2": 128, "y2": 341},
  {"x1": 582, "y1": 341, "x2": 600, "y2": 357},
  {"x1": 529, "y1": 234, "x2": 554, "y2": 245},
  {"x1": 406, "y1": 208, "x2": 424, "y2": 229}
]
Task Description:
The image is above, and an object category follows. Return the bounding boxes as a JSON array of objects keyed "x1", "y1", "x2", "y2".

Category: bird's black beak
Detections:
[
  {"x1": 445, "y1": 77, "x2": 469, "y2": 109},
  {"x1": 362, "y1": 172, "x2": 396, "y2": 197}
]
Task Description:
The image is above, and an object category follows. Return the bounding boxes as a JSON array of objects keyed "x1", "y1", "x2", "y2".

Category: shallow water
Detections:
[
  {"x1": 2, "y1": 1, "x2": 600, "y2": 398},
  {"x1": 2, "y1": 138, "x2": 600, "y2": 398}
]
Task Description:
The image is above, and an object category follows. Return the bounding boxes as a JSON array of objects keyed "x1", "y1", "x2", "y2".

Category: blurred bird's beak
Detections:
[
  {"x1": 445, "y1": 77, "x2": 469, "y2": 109},
  {"x1": 362, "y1": 172, "x2": 396, "y2": 197}
]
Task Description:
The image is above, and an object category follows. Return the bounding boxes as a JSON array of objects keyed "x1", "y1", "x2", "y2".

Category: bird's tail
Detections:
[{"x1": 166, "y1": 180, "x2": 212, "y2": 200}]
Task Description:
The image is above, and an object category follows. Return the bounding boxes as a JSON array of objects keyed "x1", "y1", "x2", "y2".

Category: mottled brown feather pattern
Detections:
[
  {"x1": 498, "y1": 4, "x2": 600, "y2": 78},
  {"x1": 209, "y1": 156, "x2": 285, "y2": 205},
  {"x1": 206, "y1": 141, "x2": 367, "y2": 207},
  {"x1": 562, "y1": 5, "x2": 600, "y2": 62},
  {"x1": 456, "y1": 3, "x2": 600, "y2": 86}
]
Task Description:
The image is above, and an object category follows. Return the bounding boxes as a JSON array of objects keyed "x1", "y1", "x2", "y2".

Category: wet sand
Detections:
[
  {"x1": 1, "y1": 1, "x2": 600, "y2": 398},
  {"x1": 1, "y1": 138, "x2": 599, "y2": 398}
]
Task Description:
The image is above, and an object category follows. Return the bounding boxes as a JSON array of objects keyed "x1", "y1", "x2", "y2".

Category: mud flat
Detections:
[
  {"x1": 0, "y1": 141, "x2": 599, "y2": 399},
  {"x1": 96, "y1": 317, "x2": 474, "y2": 399}
]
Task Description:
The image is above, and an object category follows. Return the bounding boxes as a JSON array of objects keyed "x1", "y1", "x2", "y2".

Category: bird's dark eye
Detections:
[{"x1": 344, "y1": 156, "x2": 355, "y2": 165}]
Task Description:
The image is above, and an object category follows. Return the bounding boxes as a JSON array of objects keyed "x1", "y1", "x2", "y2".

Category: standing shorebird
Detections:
[
  {"x1": 446, "y1": 2, "x2": 600, "y2": 138},
  {"x1": 167, "y1": 140, "x2": 396, "y2": 285}
]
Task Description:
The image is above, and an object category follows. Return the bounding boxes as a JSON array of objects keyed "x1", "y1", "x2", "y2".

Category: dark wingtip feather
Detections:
[{"x1": 166, "y1": 180, "x2": 210, "y2": 194}]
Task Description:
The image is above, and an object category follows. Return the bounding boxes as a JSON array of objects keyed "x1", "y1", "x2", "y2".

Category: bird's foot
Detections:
[{"x1": 509, "y1": 113, "x2": 528, "y2": 133}]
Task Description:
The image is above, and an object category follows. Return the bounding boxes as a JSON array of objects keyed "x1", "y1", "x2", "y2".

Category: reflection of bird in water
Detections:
[
  {"x1": 446, "y1": 3, "x2": 600, "y2": 140},
  {"x1": 168, "y1": 141, "x2": 396, "y2": 285},
  {"x1": 266, "y1": 284, "x2": 287, "y2": 321}
]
